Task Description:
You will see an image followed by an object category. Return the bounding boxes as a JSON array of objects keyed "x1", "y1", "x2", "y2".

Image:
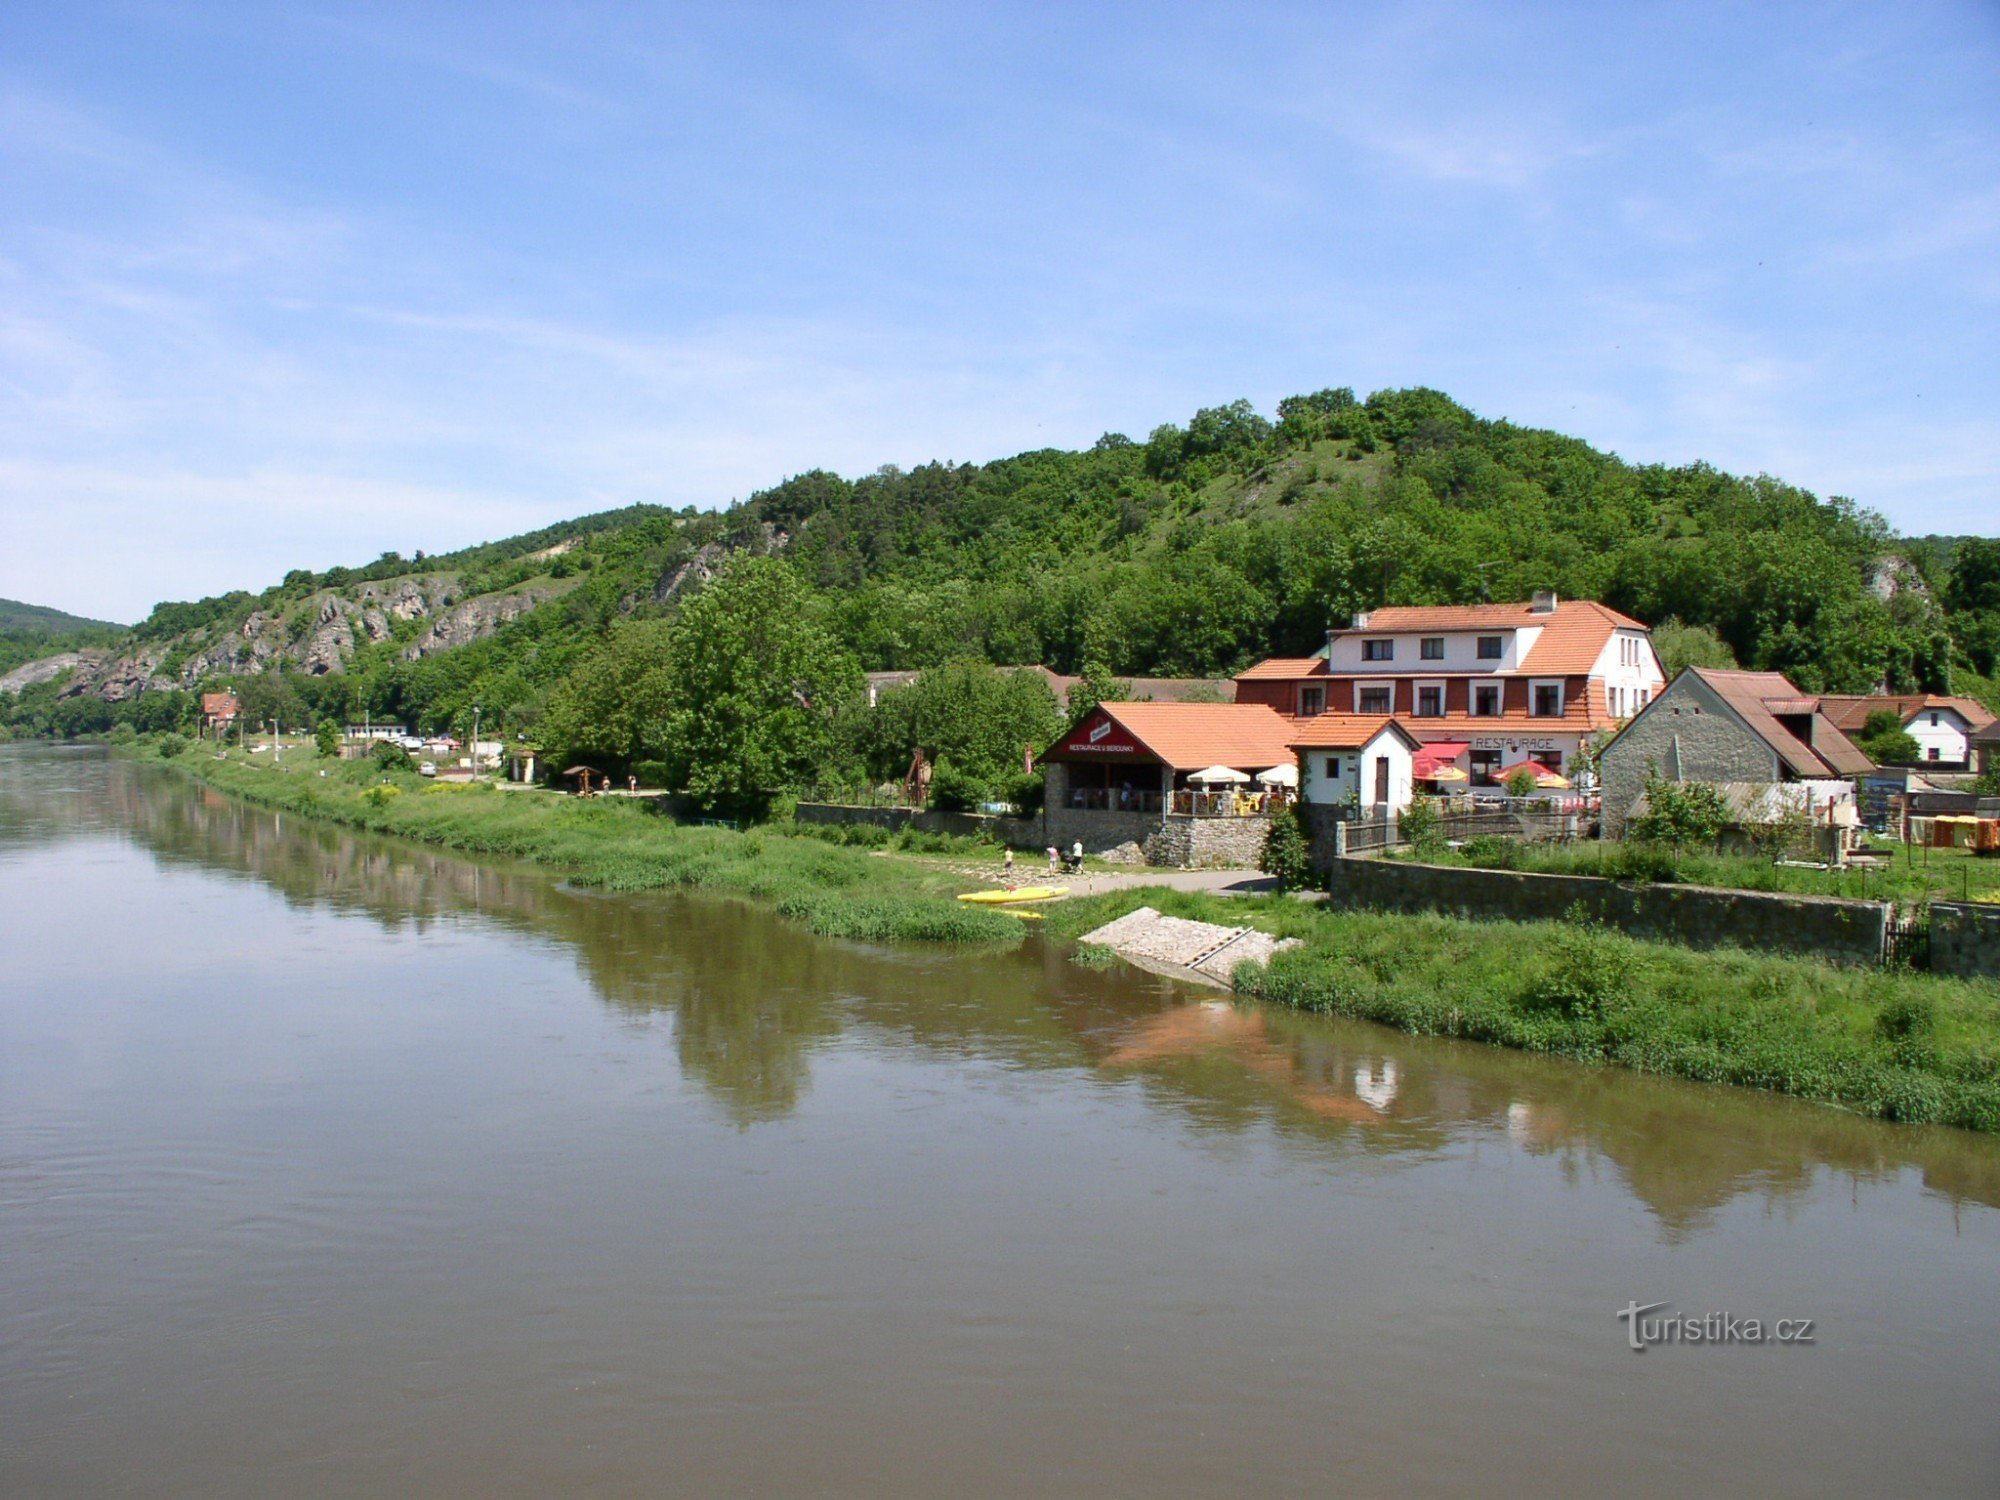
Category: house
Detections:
[
  {"x1": 1598, "y1": 668, "x2": 1874, "y2": 837},
  {"x1": 1036, "y1": 701, "x2": 1301, "y2": 866},
  {"x1": 200, "y1": 692, "x2": 239, "y2": 736},
  {"x1": 1817, "y1": 694, "x2": 1996, "y2": 769},
  {"x1": 1288, "y1": 715, "x2": 1419, "y2": 812},
  {"x1": 1234, "y1": 592, "x2": 1663, "y2": 786},
  {"x1": 1972, "y1": 719, "x2": 2000, "y2": 778}
]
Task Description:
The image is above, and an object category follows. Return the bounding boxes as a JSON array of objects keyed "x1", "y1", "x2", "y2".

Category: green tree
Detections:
[
  {"x1": 1650, "y1": 618, "x2": 1737, "y2": 677},
  {"x1": 1630, "y1": 774, "x2": 1729, "y2": 849},
  {"x1": 315, "y1": 719, "x2": 340, "y2": 757},
  {"x1": 658, "y1": 558, "x2": 864, "y2": 817},
  {"x1": 1260, "y1": 802, "x2": 1313, "y2": 890},
  {"x1": 538, "y1": 619, "x2": 679, "y2": 770},
  {"x1": 1064, "y1": 659, "x2": 1130, "y2": 726}
]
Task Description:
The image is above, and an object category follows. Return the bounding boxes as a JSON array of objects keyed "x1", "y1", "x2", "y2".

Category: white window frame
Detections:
[
  {"x1": 1354, "y1": 679, "x2": 1395, "y2": 715},
  {"x1": 1529, "y1": 679, "x2": 1565, "y2": 719},
  {"x1": 1471, "y1": 683, "x2": 1502, "y2": 717},
  {"x1": 1414, "y1": 679, "x2": 1447, "y2": 718}
]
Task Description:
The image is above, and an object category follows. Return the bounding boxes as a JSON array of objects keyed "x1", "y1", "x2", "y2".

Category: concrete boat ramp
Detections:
[{"x1": 1079, "y1": 906, "x2": 1301, "y2": 989}]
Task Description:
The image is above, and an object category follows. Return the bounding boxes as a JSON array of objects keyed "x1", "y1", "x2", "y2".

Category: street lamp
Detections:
[{"x1": 471, "y1": 704, "x2": 482, "y2": 774}]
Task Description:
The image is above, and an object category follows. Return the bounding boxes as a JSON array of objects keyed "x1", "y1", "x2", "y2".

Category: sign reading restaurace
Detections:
[{"x1": 1056, "y1": 712, "x2": 1144, "y2": 756}]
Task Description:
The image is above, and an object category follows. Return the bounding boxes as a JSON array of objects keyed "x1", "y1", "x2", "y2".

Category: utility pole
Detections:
[{"x1": 471, "y1": 705, "x2": 482, "y2": 776}]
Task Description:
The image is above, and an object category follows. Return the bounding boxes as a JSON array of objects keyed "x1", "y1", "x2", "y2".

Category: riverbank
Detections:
[
  {"x1": 1045, "y1": 887, "x2": 2000, "y2": 1132},
  {"x1": 142, "y1": 742, "x2": 1025, "y2": 945}
]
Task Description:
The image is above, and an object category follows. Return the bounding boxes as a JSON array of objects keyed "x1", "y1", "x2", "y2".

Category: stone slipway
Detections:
[{"x1": 1079, "y1": 906, "x2": 1301, "y2": 989}]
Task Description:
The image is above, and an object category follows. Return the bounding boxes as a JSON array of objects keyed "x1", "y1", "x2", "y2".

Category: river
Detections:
[{"x1": 2, "y1": 745, "x2": 1996, "y2": 1496}]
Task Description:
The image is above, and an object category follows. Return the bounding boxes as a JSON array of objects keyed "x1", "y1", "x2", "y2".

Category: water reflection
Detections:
[{"x1": 7, "y1": 745, "x2": 1997, "y2": 1234}]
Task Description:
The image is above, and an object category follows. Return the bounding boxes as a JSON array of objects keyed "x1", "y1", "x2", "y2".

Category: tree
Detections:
[
  {"x1": 866, "y1": 660, "x2": 1061, "y2": 793},
  {"x1": 315, "y1": 719, "x2": 340, "y2": 757},
  {"x1": 1650, "y1": 618, "x2": 1737, "y2": 678},
  {"x1": 1064, "y1": 659, "x2": 1130, "y2": 726},
  {"x1": 657, "y1": 558, "x2": 864, "y2": 817},
  {"x1": 1260, "y1": 802, "x2": 1313, "y2": 890},
  {"x1": 1852, "y1": 709, "x2": 1920, "y2": 766},
  {"x1": 538, "y1": 619, "x2": 678, "y2": 770}
]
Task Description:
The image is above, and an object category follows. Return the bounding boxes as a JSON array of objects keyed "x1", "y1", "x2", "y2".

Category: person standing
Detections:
[{"x1": 1046, "y1": 845, "x2": 1060, "y2": 876}]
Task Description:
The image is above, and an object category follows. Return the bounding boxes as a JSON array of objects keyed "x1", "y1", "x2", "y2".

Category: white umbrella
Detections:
[
  {"x1": 1254, "y1": 763, "x2": 1298, "y2": 787},
  {"x1": 1189, "y1": 765, "x2": 1250, "y2": 785}
]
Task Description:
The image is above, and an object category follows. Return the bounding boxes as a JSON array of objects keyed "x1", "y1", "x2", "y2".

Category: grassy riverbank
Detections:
[
  {"x1": 1044, "y1": 888, "x2": 2000, "y2": 1132},
  {"x1": 147, "y1": 742, "x2": 1024, "y2": 945}
]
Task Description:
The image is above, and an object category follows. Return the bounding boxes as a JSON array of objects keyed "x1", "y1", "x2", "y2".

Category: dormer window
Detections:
[
  {"x1": 1362, "y1": 639, "x2": 1394, "y2": 662},
  {"x1": 1477, "y1": 636, "x2": 1503, "y2": 660}
]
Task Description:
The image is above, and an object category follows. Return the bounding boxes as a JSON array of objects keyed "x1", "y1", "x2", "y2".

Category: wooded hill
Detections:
[{"x1": 6, "y1": 386, "x2": 1999, "y2": 755}]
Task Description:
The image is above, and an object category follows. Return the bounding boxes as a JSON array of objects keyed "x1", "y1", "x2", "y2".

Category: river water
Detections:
[{"x1": 2, "y1": 745, "x2": 1996, "y2": 1497}]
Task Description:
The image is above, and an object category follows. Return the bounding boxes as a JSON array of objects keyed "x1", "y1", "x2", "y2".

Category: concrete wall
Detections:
[
  {"x1": 1600, "y1": 673, "x2": 1781, "y2": 837},
  {"x1": 1324, "y1": 856, "x2": 1892, "y2": 966},
  {"x1": 1930, "y1": 901, "x2": 2000, "y2": 983}
]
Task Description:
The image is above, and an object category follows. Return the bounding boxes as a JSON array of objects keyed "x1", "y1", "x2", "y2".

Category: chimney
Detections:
[
  {"x1": 1530, "y1": 589, "x2": 1558, "y2": 615},
  {"x1": 1350, "y1": 610, "x2": 1371, "y2": 629}
]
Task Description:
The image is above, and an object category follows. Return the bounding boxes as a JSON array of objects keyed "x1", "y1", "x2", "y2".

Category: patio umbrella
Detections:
[
  {"x1": 1427, "y1": 765, "x2": 1470, "y2": 784},
  {"x1": 1189, "y1": 765, "x2": 1250, "y2": 784},
  {"x1": 1254, "y1": 763, "x2": 1298, "y2": 787},
  {"x1": 1517, "y1": 762, "x2": 1570, "y2": 789}
]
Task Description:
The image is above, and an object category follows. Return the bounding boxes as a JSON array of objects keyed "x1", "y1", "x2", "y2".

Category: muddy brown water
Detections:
[{"x1": 3, "y1": 745, "x2": 1997, "y2": 1497}]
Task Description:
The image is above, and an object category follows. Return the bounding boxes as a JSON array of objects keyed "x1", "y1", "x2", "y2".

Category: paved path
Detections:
[{"x1": 907, "y1": 854, "x2": 1277, "y2": 899}]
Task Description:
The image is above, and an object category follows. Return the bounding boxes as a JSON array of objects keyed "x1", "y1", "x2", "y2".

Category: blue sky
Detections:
[{"x1": 2, "y1": 2, "x2": 1996, "y2": 623}]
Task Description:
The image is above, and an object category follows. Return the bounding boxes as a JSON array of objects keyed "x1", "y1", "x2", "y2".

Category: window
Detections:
[
  {"x1": 1473, "y1": 684, "x2": 1501, "y2": 717},
  {"x1": 1416, "y1": 684, "x2": 1444, "y2": 717},
  {"x1": 1477, "y1": 635, "x2": 1504, "y2": 660},
  {"x1": 1324, "y1": 757, "x2": 1341, "y2": 779},
  {"x1": 1362, "y1": 638, "x2": 1394, "y2": 661},
  {"x1": 1420, "y1": 637, "x2": 1444, "y2": 660},
  {"x1": 1930, "y1": 712, "x2": 1940, "y2": 726},
  {"x1": 1358, "y1": 686, "x2": 1391, "y2": 714},
  {"x1": 1532, "y1": 682, "x2": 1563, "y2": 718},
  {"x1": 1611, "y1": 687, "x2": 1623, "y2": 717},
  {"x1": 1299, "y1": 685, "x2": 1325, "y2": 716},
  {"x1": 1927, "y1": 747, "x2": 1940, "y2": 761}
]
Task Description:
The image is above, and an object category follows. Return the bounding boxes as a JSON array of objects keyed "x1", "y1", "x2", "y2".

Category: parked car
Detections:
[{"x1": 419, "y1": 760, "x2": 437, "y2": 778}]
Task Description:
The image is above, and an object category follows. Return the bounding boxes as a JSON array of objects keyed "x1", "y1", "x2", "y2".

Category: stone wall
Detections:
[
  {"x1": 1600, "y1": 674, "x2": 1781, "y2": 836},
  {"x1": 1930, "y1": 901, "x2": 2000, "y2": 983},
  {"x1": 1145, "y1": 814, "x2": 1272, "y2": 870},
  {"x1": 794, "y1": 802, "x2": 1042, "y2": 846},
  {"x1": 1324, "y1": 856, "x2": 1892, "y2": 966}
]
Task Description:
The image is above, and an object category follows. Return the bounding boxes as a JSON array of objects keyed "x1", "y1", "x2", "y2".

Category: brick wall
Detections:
[
  {"x1": 1323, "y1": 857, "x2": 1891, "y2": 966},
  {"x1": 1930, "y1": 901, "x2": 2000, "y2": 983},
  {"x1": 1600, "y1": 674, "x2": 1780, "y2": 836}
]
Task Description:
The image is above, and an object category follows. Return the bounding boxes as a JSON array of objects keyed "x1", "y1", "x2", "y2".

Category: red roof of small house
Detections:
[
  {"x1": 201, "y1": 692, "x2": 239, "y2": 716},
  {"x1": 1045, "y1": 702, "x2": 1299, "y2": 771},
  {"x1": 1234, "y1": 657, "x2": 1326, "y2": 682},
  {"x1": 1816, "y1": 694, "x2": 1997, "y2": 733},
  {"x1": 1288, "y1": 715, "x2": 1422, "y2": 752}
]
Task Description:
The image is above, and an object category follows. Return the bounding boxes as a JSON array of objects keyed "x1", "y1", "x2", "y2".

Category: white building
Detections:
[
  {"x1": 1817, "y1": 695, "x2": 1997, "y2": 768},
  {"x1": 1289, "y1": 716, "x2": 1419, "y2": 811},
  {"x1": 1237, "y1": 592, "x2": 1666, "y2": 786}
]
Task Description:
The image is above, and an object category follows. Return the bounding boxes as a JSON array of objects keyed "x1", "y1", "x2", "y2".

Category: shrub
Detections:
[
  {"x1": 1460, "y1": 834, "x2": 1520, "y2": 868},
  {"x1": 1400, "y1": 795, "x2": 1446, "y2": 859},
  {"x1": 158, "y1": 733, "x2": 189, "y2": 758},
  {"x1": 315, "y1": 719, "x2": 341, "y2": 757},
  {"x1": 1524, "y1": 908, "x2": 1634, "y2": 1021},
  {"x1": 361, "y1": 784, "x2": 401, "y2": 807},
  {"x1": 372, "y1": 739, "x2": 414, "y2": 772},
  {"x1": 927, "y1": 757, "x2": 987, "y2": 812},
  {"x1": 1260, "y1": 803, "x2": 1313, "y2": 891},
  {"x1": 1630, "y1": 774, "x2": 1728, "y2": 849},
  {"x1": 1503, "y1": 767, "x2": 1539, "y2": 798}
]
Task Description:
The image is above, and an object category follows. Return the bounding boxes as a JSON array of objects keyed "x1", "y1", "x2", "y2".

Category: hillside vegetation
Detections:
[{"x1": 7, "y1": 386, "x2": 1999, "y2": 795}]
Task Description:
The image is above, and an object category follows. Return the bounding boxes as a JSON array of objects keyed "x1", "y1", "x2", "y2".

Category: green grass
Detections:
[
  {"x1": 1389, "y1": 836, "x2": 2000, "y2": 906},
  {"x1": 148, "y1": 742, "x2": 1024, "y2": 947},
  {"x1": 1042, "y1": 886, "x2": 2000, "y2": 1133}
]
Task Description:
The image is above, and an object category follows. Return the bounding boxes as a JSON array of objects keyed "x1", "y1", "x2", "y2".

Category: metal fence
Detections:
[{"x1": 1339, "y1": 803, "x2": 1597, "y2": 855}]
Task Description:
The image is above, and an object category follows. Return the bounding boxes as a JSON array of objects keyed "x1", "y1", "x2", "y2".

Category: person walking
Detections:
[{"x1": 1046, "y1": 845, "x2": 1060, "y2": 876}]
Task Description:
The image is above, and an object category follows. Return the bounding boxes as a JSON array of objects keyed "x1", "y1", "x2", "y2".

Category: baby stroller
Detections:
[{"x1": 1061, "y1": 848, "x2": 1085, "y2": 876}]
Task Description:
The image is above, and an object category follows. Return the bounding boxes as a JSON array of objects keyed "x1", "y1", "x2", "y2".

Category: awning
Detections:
[{"x1": 1412, "y1": 741, "x2": 1469, "y2": 776}]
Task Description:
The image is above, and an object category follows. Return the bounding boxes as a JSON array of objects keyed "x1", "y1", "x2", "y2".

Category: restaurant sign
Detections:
[
  {"x1": 1056, "y1": 713, "x2": 1144, "y2": 756},
  {"x1": 1470, "y1": 735, "x2": 1568, "y2": 752}
]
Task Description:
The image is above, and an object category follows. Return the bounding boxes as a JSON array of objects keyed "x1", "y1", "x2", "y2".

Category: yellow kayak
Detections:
[{"x1": 957, "y1": 885, "x2": 1069, "y2": 905}]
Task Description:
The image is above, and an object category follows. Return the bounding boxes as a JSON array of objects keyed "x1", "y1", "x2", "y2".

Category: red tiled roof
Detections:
[
  {"x1": 1051, "y1": 702, "x2": 1300, "y2": 771},
  {"x1": 1816, "y1": 694, "x2": 1997, "y2": 733},
  {"x1": 201, "y1": 692, "x2": 238, "y2": 715},
  {"x1": 1286, "y1": 714, "x2": 1417, "y2": 750},
  {"x1": 1234, "y1": 657, "x2": 1325, "y2": 682}
]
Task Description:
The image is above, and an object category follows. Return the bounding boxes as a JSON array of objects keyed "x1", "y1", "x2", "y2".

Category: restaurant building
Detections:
[{"x1": 1037, "y1": 702, "x2": 1301, "y2": 866}]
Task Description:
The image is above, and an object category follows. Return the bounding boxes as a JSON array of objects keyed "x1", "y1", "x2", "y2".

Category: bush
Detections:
[
  {"x1": 1630, "y1": 774, "x2": 1728, "y2": 849},
  {"x1": 1400, "y1": 795, "x2": 1446, "y2": 859},
  {"x1": 927, "y1": 757, "x2": 987, "y2": 812},
  {"x1": 1460, "y1": 834, "x2": 1521, "y2": 868},
  {"x1": 1260, "y1": 803, "x2": 1313, "y2": 891},
  {"x1": 1503, "y1": 767, "x2": 1539, "y2": 798},
  {"x1": 315, "y1": 719, "x2": 340, "y2": 757},
  {"x1": 158, "y1": 733, "x2": 189, "y2": 758},
  {"x1": 1526, "y1": 912, "x2": 1635, "y2": 1021},
  {"x1": 361, "y1": 784, "x2": 401, "y2": 807},
  {"x1": 372, "y1": 739, "x2": 414, "y2": 772}
]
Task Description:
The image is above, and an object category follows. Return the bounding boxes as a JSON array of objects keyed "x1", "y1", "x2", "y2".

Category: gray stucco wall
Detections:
[
  {"x1": 1324, "y1": 857, "x2": 1891, "y2": 966},
  {"x1": 1930, "y1": 901, "x2": 2000, "y2": 983},
  {"x1": 1600, "y1": 674, "x2": 1781, "y2": 836}
]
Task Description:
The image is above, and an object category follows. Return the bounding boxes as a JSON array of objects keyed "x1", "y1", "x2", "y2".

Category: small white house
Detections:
[
  {"x1": 1819, "y1": 695, "x2": 1997, "y2": 769},
  {"x1": 1290, "y1": 716, "x2": 1420, "y2": 811}
]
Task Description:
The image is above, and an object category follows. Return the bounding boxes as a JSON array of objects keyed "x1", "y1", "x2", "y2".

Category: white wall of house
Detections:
[
  {"x1": 1298, "y1": 731, "x2": 1415, "y2": 810},
  {"x1": 1324, "y1": 627, "x2": 1536, "y2": 675},
  {"x1": 1906, "y1": 709, "x2": 1976, "y2": 764},
  {"x1": 1587, "y1": 629, "x2": 1668, "y2": 720}
]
